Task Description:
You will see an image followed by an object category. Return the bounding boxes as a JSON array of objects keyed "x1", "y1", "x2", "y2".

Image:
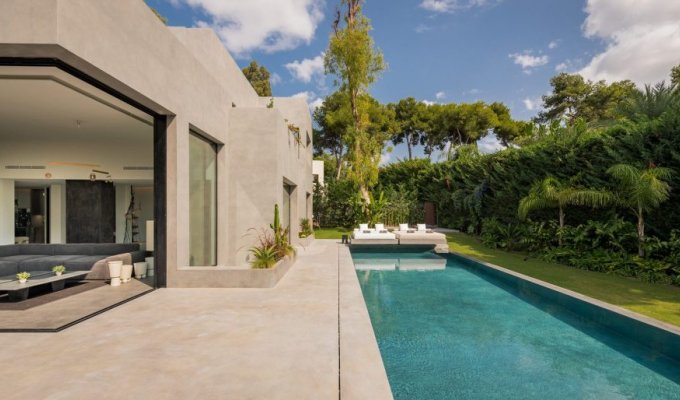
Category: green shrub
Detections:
[{"x1": 250, "y1": 245, "x2": 278, "y2": 269}]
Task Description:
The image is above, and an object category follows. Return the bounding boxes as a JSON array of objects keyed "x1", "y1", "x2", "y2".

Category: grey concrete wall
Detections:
[{"x1": 0, "y1": 0, "x2": 314, "y2": 286}]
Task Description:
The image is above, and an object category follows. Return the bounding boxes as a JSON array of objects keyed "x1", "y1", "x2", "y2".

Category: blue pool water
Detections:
[{"x1": 352, "y1": 247, "x2": 680, "y2": 400}]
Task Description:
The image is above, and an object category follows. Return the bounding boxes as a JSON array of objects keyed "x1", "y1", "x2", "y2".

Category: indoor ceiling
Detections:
[{"x1": 0, "y1": 67, "x2": 153, "y2": 144}]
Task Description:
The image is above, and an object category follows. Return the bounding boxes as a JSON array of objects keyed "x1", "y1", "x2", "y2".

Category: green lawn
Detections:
[
  {"x1": 446, "y1": 232, "x2": 680, "y2": 327},
  {"x1": 314, "y1": 227, "x2": 352, "y2": 239}
]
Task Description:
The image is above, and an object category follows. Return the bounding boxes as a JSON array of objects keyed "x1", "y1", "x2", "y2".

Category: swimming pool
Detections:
[{"x1": 352, "y1": 246, "x2": 680, "y2": 399}]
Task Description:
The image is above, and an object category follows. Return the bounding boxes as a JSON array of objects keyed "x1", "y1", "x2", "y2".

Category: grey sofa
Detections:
[{"x1": 0, "y1": 244, "x2": 145, "y2": 279}]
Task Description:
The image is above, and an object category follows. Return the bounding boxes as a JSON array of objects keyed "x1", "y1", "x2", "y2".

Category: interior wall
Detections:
[
  {"x1": 0, "y1": 179, "x2": 13, "y2": 244},
  {"x1": 49, "y1": 182, "x2": 66, "y2": 243}
]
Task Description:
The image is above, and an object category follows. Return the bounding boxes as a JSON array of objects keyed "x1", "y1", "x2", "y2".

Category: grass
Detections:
[
  {"x1": 446, "y1": 232, "x2": 680, "y2": 327},
  {"x1": 313, "y1": 227, "x2": 352, "y2": 239}
]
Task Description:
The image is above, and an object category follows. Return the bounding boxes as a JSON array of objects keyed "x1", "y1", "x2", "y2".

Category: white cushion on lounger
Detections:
[
  {"x1": 399, "y1": 223, "x2": 409, "y2": 231},
  {"x1": 359, "y1": 223, "x2": 369, "y2": 231},
  {"x1": 375, "y1": 223, "x2": 385, "y2": 231},
  {"x1": 417, "y1": 224, "x2": 427, "y2": 231},
  {"x1": 352, "y1": 231, "x2": 396, "y2": 240}
]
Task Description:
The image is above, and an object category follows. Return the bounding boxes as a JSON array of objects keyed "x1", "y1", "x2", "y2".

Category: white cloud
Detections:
[
  {"x1": 179, "y1": 0, "x2": 324, "y2": 56},
  {"x1": 422, "y1": 100, "x2": 436, "y2": 106},
  {"x1": 522, "y1": 96, "x2": 543, "y2": 114},
  {"x1": 548, "y1": 40, "x2": 559, "y2": 49},
  {"x1": 379, "y1": 151, "x2": 392, "y2": 166},
  {"x1": 420, "y1": 0, "x2": 502, "y2": 13},
  {"x1": 466, "y1": 88, "x2": 481, "y2": 95},
  {"x1": 292, "y1": 91, "x2": 323, "y2": 111},
  {"x1": 415, "y1": 24, "x2": 432, "y2": 33},
  {"x1": 579, "y1": 0, "x2": 680, "y2": 86},
  {"x1": 523, "y1": 97, "x2": 537, "y2": 111},
  {"x1": 435, "y1": 91, "x2": 446, "y2": 100},
  {"x1": 285, "y1": 53, "x2": 325, "y2": 83},
  {"x1": 270, "y1": 72, "x2": 282, "y2": 85},
  {"x1": 509, "y1": 51, "x2": 549, "y2": 73},
  {"x1": 555, "y1": 62, "x2": 568, "y2": 72},
  {"x1": 477, "y1": 134, "x2": 504, "y2": 154}
]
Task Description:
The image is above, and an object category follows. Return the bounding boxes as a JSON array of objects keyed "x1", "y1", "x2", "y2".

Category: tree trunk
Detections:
[
  {"x1": 335, "y1": 149, "x2": 343, "y2": 180},
  {"x1": 637, "y1": 207, "x2": 645, "y2": 257},
  {"x1": 360, "y1": 185, "x2": 370, "y2": 204},
  {"x1": 407, "y1": 137, "x2": 413, "y2": 160},
  {"x1": 558, "y1": 206, "x2": 565, "y2": 247}
]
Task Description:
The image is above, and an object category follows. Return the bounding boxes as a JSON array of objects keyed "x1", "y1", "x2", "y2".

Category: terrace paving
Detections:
[{"x1": 0, "y1": 239, "x2": 392, "y2": 400}]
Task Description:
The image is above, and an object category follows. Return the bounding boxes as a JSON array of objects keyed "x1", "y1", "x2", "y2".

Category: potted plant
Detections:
[
  {"x1": 52, "y1": 265, "x2": 66, "y2": 276},
  {"x1": 16, "y1": 271, "x2": 30, "y2": 284}
]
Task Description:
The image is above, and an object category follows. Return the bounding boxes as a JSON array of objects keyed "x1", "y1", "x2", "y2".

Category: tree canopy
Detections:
[
  {"x1": 324, "y1": 0, "x2": 385, "y2": 201},
  {"x1": 537, "y1": 73, "x2": 636, "y2": 124},
  {"x1": 242, "y1": 60, "x2": 273, "y2": 97}
]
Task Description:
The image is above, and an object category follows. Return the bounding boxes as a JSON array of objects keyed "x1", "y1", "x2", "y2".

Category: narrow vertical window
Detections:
[{"x1": 189, "y1": 132, "x2": 217, "y2": 266}]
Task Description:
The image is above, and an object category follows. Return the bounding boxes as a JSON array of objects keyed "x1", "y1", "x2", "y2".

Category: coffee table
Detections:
[{"x1": 0, "y1": 271, "x2": 90, "y2": 301}]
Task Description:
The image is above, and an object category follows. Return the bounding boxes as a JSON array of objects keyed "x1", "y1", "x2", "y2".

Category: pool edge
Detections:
[
  {"x1": 339, "y1": 244, "x2": 394, "y2": 400},
  {"x1": 449, "y1": 250, "x2": 680, "y2": 337}
]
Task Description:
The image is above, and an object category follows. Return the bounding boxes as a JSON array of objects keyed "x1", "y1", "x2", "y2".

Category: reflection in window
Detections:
[{"x1": 189, "y1": 132, "x2": 217, "y2": 266}]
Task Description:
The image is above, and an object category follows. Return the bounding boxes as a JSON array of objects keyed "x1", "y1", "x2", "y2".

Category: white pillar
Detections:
[
  {"x1": 49, "y1": 183, "x2": 66, "y2": 243},
  {"x1": 0, "y1": 179, "x2": 14, "y2": 245},
  {"x1": 115, "y1": 184, "x2": 132, "y2": 243}
]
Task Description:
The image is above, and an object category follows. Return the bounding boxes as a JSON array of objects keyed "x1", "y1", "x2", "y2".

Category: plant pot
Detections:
[
  {"x1": 19, "y1": 279, "x2": 27, "y2": 284},
  {"x1": 55, "y1": 271, "x2": 63, "y2": 276},
  {"x1": 108, "y1": 260, "x2": 123, "y2": 287},
  {"x1": 133, "y1": 262, "x2": 147, "y2": 279},
  {"x1": 145, "y1": 257, "x2": 154, "y2": 277},
  {"x1": 121, "y1": 264, "x2": 133, "y2": 283}
]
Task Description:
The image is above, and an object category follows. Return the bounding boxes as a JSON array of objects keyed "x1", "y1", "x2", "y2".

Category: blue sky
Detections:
[{"x1": 146, "y1": 0, "x2": 680, "y2": 161}]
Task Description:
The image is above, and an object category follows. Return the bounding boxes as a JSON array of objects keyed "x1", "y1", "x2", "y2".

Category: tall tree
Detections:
[
  {"x1": 518, "y1": 177, "x2": 612, "y2": 245},
  {"x1": 607, "y1": 164, "x2": 672, "y2": 257},
  {"x1": 325, "y1": 0, "x2": 385, "y2": 201},
  {"x1": 313, "y1": 91, "x2": 352, "y2": 179},
  {"x1": 537, "y1": 73, "x2": 635, "y2": 124},
  {"x1": 242, "y1": 60, "x2": 273, "y2": 97},
  {"x1": 428, "y1": 102, "x2": 498, "y2": 159},
  {"x1": 389, "y1": 97, "x2": 428, "y2": 160},
  {"x1": 489, "y1": 102, "x2": 530, "y2": 147},
  {"x1": 671, "y1": 63, "x2": 680, "y2": 87},
  {"x1": 314, "y1": 91, "x2": 394, "y2": 179}
]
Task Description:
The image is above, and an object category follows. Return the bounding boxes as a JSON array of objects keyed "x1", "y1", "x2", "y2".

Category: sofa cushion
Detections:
[
  {"x1": 0, "y1": 245, "x2": 20, "y2": 257},
  {"x1": 0, "y1": 261, "x2": 18, "y2": 277},
  {"x1": 18, "y1": 244, "x2": 55, "y2": 255},
  {"x1": 18, "y1": 255, "x2": 84, "y2": 272},
  {"x1": 1, "y1": 254, "x2": 48, "y2": 263},
  {"x1": 90, "y1": 243, "x2": 139, "y2": 255},
  {"x1": 52, "y1": 244, "x2": 94, "y2": 256},
  {"x1": 65, "y1": 255, "x2": 108, "y2": 271}
]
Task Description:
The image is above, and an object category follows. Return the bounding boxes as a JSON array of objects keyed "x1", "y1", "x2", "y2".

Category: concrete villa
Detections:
[
  {"x1": 0, "y1": 2, "x2": 398, "y2": 399},
  {"x1": 0, "y1": 0, "x2": 314, "y2": 291}
]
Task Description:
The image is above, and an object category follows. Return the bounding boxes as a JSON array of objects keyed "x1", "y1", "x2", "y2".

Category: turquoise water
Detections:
[{"x1": 352, "y1": 247, "x2": 680, "y2": 400}]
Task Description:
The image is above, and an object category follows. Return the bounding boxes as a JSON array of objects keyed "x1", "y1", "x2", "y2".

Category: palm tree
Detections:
[
  {"x1": 617, "y1": 82, "x2": 680, "y2": 123},
  {"x1": 607, "y1": 164, "x2": 672, "y2": 257},
  {"x1": 518, "y1": 177, "x2": 612, "y2": 246}
]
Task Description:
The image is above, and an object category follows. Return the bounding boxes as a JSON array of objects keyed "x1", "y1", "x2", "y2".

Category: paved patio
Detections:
[{"x1": 0, "y1": 239, "x2": 392, "y2": 400}]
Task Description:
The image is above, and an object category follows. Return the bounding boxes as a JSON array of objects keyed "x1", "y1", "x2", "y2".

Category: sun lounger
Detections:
[
  {"x1": 351, "y1": 223, "x2": 398, "y2": 245},
  {"x1": 395, "y1": 223, "x2": 449, "y2": 253}
]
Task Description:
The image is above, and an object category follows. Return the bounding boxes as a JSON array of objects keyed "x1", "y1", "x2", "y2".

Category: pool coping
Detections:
[
  {"x1": 339, "y1": 244, "x2": 394, "y2": 400},
  {"x1": 449, "y1": 250, "x2": 680, "y2": 337}
]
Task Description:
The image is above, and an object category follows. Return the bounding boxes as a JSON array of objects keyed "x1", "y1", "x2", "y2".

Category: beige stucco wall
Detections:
[{"x1": 0, "y1": 0, "x2": 314, "y2": 286}]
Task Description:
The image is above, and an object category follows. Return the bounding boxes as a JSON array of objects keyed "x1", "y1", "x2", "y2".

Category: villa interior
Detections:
[{"x1": 0, "y1": 66, "x2": 157, "y2": 330}]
